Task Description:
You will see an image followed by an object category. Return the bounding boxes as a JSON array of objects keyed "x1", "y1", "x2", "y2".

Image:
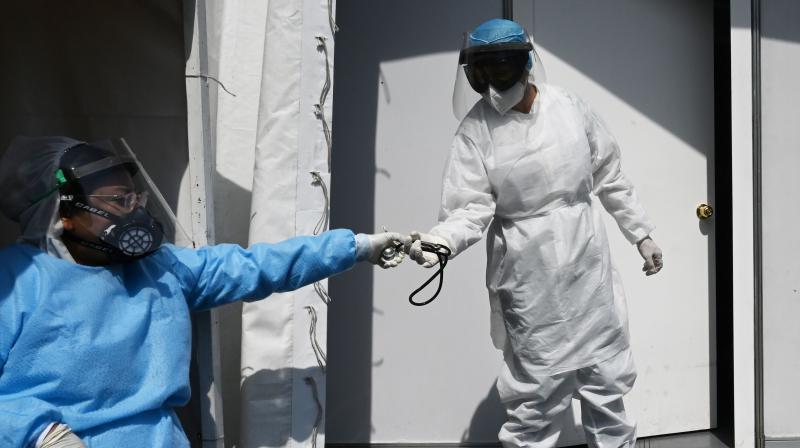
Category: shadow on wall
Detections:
[
  {"x1": 461, "y1": 382, "x2": 506, "y2": 442},
  {"x1": 237, "y1": 367, "x2": 324, "y2": 447},
  {"x1": 529, "y1": 0, "x2": 714, "y2": 153},
  {"x1": 761, "y1": 0, "x2": 800, "y2": 42},
  {"x1": 208, "y1": 172, "x2": 254, "y2": 448},
  {"x1": 462, "y1": 382, "x2": 584, "y2": 447}
]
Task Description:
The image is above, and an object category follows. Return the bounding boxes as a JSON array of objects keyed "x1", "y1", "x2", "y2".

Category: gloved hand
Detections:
[
  {"x1": 404, "y1": 231, "x2": 451, "y2": 268},
  {"x1": 355, "y1": 232, "x2": 410, "y2": 269},
  {"x1": 37, "y1": 423, "x2": 86, "y2": 448},
  {"x1": 637, "y1": 236, "x2": 663, "y2": 276}
]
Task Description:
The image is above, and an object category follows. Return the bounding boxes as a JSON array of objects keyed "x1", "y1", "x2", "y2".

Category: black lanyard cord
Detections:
[{"x1": 408, "y1": 242, "x2": 451, "y2": 306}]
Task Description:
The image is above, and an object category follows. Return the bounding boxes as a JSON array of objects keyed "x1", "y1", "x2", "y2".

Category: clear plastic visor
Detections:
[
  {"x1": 452, "y1": 34, "x2": 547, "y2": 121},
  {"x1": 62, "y1": 138, "x2": 193, "y2": 248}
]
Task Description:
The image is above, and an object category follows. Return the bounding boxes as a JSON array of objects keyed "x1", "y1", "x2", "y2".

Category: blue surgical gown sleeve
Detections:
[
  {"x1": 165, "y1": 228, "x2": 358, "y2": 311},
  {"x1": 580, "y1": 98, "x2": 656, "y2": 244},
  {"x1": 429, "y1": 129, "x2": 496, "y2": 257}
]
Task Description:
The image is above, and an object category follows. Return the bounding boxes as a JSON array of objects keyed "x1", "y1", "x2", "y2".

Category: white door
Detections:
[
  {"x1": 513, "y1": 1, "x2": 717, "y2": 443},
  {"x1": 329, "y1": 0, "x2": 717, "y2": 444}
]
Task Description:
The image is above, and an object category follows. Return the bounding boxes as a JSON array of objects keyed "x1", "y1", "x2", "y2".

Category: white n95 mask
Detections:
[{"x1": 481, "y1": 80, "x2": 526, "y2": 115}]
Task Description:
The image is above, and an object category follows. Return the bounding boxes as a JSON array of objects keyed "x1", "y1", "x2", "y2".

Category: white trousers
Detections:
[{"x1": 497, "y1": 348, "x2": 637, "y2": 448}]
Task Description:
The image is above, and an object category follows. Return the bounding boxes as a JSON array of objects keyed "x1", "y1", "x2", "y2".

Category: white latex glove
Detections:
[
  {"x1": 404, "y1": 231, "x2": 451, "y2": 268},
  {"x1": 355, "y1": 232, "x2": 410, "y2": 269},
  {"x1": 637, "y1": 236, "x2": 663, "y2": 276},
  {"x1": 37, "y1": 423, "x2": 86, "y2": 448}
]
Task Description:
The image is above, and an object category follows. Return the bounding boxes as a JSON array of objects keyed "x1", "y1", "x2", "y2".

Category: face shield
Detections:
[
  {"x1": 452, "y1": 32, "x2": 547, "y2": 121},
  {"x1": 57, "y1": 138, "x2": 192, "y2": 260}
]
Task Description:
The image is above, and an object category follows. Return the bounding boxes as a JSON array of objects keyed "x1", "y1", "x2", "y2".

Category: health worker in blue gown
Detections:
[{"x1": 0, "y1": 136, "x2": 408, "y2": 447}]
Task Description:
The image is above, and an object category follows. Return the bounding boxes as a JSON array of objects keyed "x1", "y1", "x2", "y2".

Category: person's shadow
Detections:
[
  {"x1": 461, "y1": 381, "x2": 506, "y2": 444},
  {"x1": 237, "y1": 367, "x2": 325, "y2": 447},
  {"x1": 462, "y1": 380, "x2": 585, "y2": 448}
]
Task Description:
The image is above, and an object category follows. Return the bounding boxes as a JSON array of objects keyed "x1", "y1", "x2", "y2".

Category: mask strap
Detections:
[
  {"x1": 60, "y1": 199, "x2": 122, "y2": 223},
  {"x1": 60, "y1": 231, "x2": 118, "y2": 255}
]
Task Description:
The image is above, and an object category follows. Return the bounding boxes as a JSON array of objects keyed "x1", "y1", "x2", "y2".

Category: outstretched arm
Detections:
[
  {"x1": 171, "y1": 229, "x2": 359, "y2": 311},
  {"x1": 171, "y1": 229, "x2": 409, "y2": 310}
]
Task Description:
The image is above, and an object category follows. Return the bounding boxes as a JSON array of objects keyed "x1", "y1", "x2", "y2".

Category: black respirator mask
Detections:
[
  {"x1": 62, "y1": 198, "x2": 164, "y2": 259},
  {"x1": 56, "y1": 143, "x2": 167, "y2": 261}
]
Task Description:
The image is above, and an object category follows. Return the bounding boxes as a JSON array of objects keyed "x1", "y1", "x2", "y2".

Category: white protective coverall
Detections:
[{"x1": 429, "y1": 83, "x2": 654, "y2": 447}]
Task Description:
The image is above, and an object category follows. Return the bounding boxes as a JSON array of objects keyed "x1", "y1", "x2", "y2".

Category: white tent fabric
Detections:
[
  {"x1": 185, "y1": 0, "x2": 337, "y2": 446},
  {"x1": 238, "y1": 0, "x2": 338, "y2": 447}
]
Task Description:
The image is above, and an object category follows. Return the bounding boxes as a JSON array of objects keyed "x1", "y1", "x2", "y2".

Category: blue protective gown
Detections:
[{"x1": 0, "y1": 229, "x2": 357, "y2": 447}]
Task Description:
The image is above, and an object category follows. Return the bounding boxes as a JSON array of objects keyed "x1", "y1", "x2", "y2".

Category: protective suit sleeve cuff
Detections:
[
  {"x1": 428, "y1": 230, "x2": 458, "y2": 257},
  {"x1": 623, "y1": 223, "x2": 656, "y2": 245},
  {"x1": 354, "y1": 233, "x2": 370, "y2": 262}
]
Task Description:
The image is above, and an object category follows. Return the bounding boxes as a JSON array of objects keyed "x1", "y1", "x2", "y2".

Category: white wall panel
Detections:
[{"x1": 761, "y1": 0, "x2": 800, "y2": 439}]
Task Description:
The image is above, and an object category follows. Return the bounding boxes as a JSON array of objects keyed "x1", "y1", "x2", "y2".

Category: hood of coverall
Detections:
[{"x1": 0, "y1": 136, "x2": 85, "y2": 259}]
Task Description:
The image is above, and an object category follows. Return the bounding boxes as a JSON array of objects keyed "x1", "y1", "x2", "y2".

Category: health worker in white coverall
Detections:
[{"x1": 406, "y1": 19, "x2": 663, "y2": 448}]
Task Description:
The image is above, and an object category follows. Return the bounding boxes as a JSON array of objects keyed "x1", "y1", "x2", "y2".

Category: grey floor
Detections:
[
  {"x1": 633, "y1": 431, "x2": 730, "y2": 448},
  {"x1": 549, "y1": 430, "x2": 730, "y2": 448},
  {"x1": 330, "y1": 430, "x2": 733, "y2": 448},
  {"x1": 766, "y1": 442, "x2": 800, "y2": 448}
]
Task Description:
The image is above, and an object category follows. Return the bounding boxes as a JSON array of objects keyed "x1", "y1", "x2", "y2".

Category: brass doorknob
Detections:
[{"x1": 696, "y1": 203, "x2": 714, "y2": 220}]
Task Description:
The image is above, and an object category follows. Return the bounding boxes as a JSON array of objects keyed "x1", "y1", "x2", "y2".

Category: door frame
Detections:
[{"x1": 730, "y1": 0, "x2": 758, "y2": 447}]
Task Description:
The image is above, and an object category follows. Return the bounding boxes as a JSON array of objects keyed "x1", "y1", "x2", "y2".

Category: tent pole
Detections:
[{"x1": 184, "y1": 0, "x2": 225, "y2": 446}]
